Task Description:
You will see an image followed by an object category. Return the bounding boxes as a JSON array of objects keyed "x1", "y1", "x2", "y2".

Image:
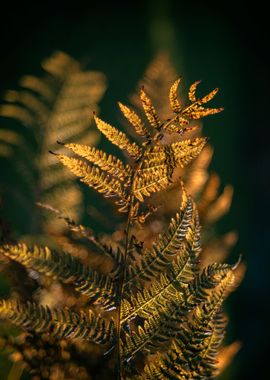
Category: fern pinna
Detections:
[{"x1": 0, "y1": 78, "x2": 239, "y2": 379}]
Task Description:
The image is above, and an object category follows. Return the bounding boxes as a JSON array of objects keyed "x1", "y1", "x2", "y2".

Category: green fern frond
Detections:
[
  {"x1": 0, "y1": 244, "x2": 116, "y2": 309},
  {"x1": 0, "y1": 299, "x2": 114, "y2": 344}
]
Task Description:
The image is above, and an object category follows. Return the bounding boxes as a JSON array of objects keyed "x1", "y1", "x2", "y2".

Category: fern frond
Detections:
[
  {"x1": 183, "y1": 145, "x2": 213, "y2": 197},
  {"x1": 132, "y1": 138, "x2": 207, "y2": 202},
  {"x1": 143, "y1": 138, "x2": 207, "y2": 171},
  {"x1": 129, "y1": 53, "x2": 177, "y2": 123},
  {"x1": 94, "y1": 115, "x2": 141, "y2": 157},
  {"x1": 122, "y1": 264, "x2": 233, "y2": 362},
  {"x1": 0, "y1": 104, "x2": 34, "y2": 126},
  {"x1": 190, "y1": 313, "x2": 227, "y2": 377},
  {"x1": 133, "y1": 170, "x2": 170, "y2": 202},
  {"x1": 169, "y1": 78, "x2": 182, "y2": 113},
  {"x1": 0, "y1": 299, "x2": 114, "y2": 344},
  {"x1": 159, "y1": 79, "x2": 223, "y2": 135},
  {"x1": 140, "y1": 266, "x2": 235, "y2": 379},
  {"x1": 171, "y1": 138, "x2": 207, "y2": 167},
  {"x1": 63, "y1": 142, "x2": 131, "y2": 181},
  {"x1": 184, "y1": 81, "x2": 223, "y2": 120},
  {"x1": 199, "y1": 87, "x2": 219, "y2": 104},
  {"x1": 19, "y1": 75, "x2": 55, "y2": 100},
  {"x1": 188, "y1": 80, "x2": 201, "y2": 102},
  {"x1": 3, "y1": 90, "x2": 49, "y2": 123},
  {"x1": 124, "y1": 194, "x2": 195, "y2": 287},
  {"x1": 184, "y1": 107, "x2": 224, "y2": 120},
  {"x1": 37, "y1": 203, "x2": 124, "y2": 276},
  {"x1": 57, "y1": 155, "x2": 128, "y2": 209},
  {"x1": 204, "y1": 185, "x2": 233, "y2": 224},
  {"x1": 140, "y1": 88, "x2": 161, "y2": 130},
  {"x1": 0, "y1": 51, "x2": 106, "y2": 232},
  {"x1": 122, "y1": 217, "x2": 201, "y2": 326},
  {"x1": 0, "y1": 244, "x2": 116, "y2": 308},
  {"x1": 118, "y1": 102, "x2": 151, "y2": 140}
]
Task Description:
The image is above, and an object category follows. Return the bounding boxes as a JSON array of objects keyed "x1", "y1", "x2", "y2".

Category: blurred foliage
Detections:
[{"x1": 0, "y1": 51, "x2": 106, "y2": 237}]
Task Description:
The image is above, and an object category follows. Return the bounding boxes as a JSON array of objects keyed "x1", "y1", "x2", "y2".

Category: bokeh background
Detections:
[{"x1": 0, "y1": 0, "x2": 269, "y2": 379}]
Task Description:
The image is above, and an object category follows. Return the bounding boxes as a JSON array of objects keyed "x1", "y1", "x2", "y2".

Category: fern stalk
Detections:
[{"x1": 116, "y1": 149, "x2": 146, "y2": 379}]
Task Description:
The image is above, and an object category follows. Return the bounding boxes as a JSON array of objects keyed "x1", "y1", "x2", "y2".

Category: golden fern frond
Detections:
[
  {"x1": 140, "y1": 266, "x2": 235, "y2": 379},
  {"x1": 0, "y1": 299, "x2": 114, "y2": 344},
  {"x1": 169, "y1": 78, "x2": 182, "y2": 113},
  {"x1": 193, "y1": 313, "x2": 227, "y2": 377},
  {"x1": 183, "y1": 81, "x2": 223, "y2": 120},
  {"x1": 133, "y1": 170, "x2": 170, "y2": 202},
  {"x1": 171, "y1": 138, "x2": 207, "y2": 166},
  {"x1": 56, "y1": 155, "x2": 128, "y2": 209},
  {"x1": 121, "y1": 223, "x2": 205, "y2": 353},
  {"x1": 142, "y1": 138, "x2": 207, "y2": 170},
  {"x1": 62, "y1": 142, "x2": 131, "y2": 181},
  {"x1": 131, "y1": 138, "x2": 207, "y2": 202},
  {"x1": 0, "y1": 244, "x2": 116, "y2": 309},
  {"x1": 118, "y1": 102, "x2": 151, "y2": 141},
  {"x1": 94, "y1": 115, "x2": 141, "y2": 157},
  {"x1": 172, "y1": 269, "x2": 235, "y2": 365},
  {"x1": 188, "y1": 80, "x2": 201, "y2": 102},
  {"x1": 140, "y1": 87, "x2": 161, "y2": 130},
  {"x1": 129, "y1": 52, "x2": 178, "y2": 121},
  {"x1": 124, "y1": 193, "x2": 195, "y2": 287},
  {"x1": 156, "y1": 78, "x2": 224, "y2": 135},
  {"x1": 121, "y1": 264, "x2": 233, "y2": 363},
  {"x1": 129, "y1": 262, "x2": 230, "y2": 336}
]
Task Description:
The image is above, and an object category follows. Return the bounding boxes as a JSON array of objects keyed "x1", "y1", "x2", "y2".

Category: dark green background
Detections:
[{"x1": 0, "y1": 1, "x2": 269, "y2": 379}]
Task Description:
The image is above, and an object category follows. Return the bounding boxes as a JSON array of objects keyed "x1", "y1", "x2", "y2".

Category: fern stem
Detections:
[
  {"x1": 161, "y1": 114, "x2": 179, "y2": 131},
  {"x1": 116, "y1": 152, "x2": 145, "y2": 379},
  {"x1": 116, "y1": 195, "x2": 134, "y2": 379},
  {"x1": 153, "y1": 114, "x2": 178, "y2": 141}
]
